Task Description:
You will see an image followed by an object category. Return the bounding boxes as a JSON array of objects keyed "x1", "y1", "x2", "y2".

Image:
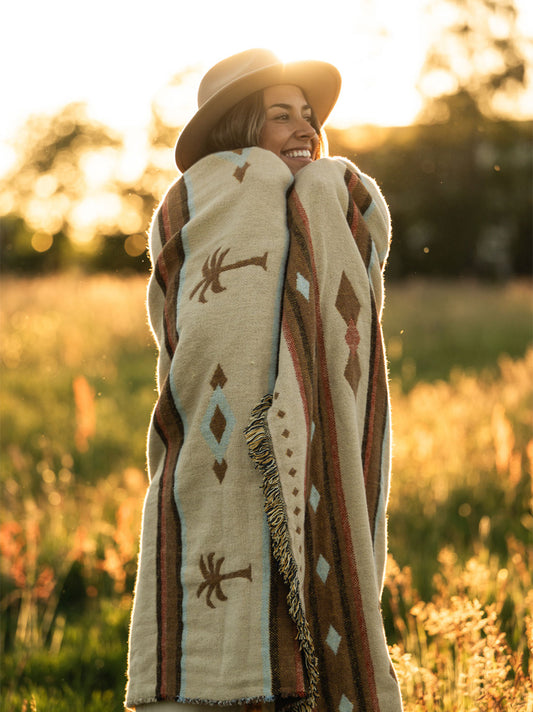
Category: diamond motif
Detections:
[
  {"x1": 345, "y1": 318, "x2": 360, "y2": 355},
  {"x1": 309, "y1": 485, "x2": 320, "y2": 512},
  {"x1": 289, "y1": 468, "x2": 297, "y2": 476},
  {"x1": 201, "y1": 386, "x2": 235, "y2": 462},
  {"x1": 213, "y1": 459, "x2": 227, "y2": 483},
  {"x1": 316, "y1": 555, "x2": 330, "y2": 583},
  {"x1": 282, "y1": 429, "x2": 290, "y2": 438},
  {"x1": 339, "y1": 695, "x2": 354, "y2": 712},
  {"x1": 233, "y1": 161, "x2": 251, "y2": 183},
  {"x1": 336, "y1": 272, "x2": 362, "y2": 397},
  {"x1": 326, "y1": 625, "x2": 341, "y2": 654},
  {"x1": 296, "y1": 272, "x2": 310, "y2": 300},
  {"x1": 210, "y1": 405, "x2": 227, "y2": 443},
  {"x1": 210, "y1": 364, "x2": 227, "y2": 389}
]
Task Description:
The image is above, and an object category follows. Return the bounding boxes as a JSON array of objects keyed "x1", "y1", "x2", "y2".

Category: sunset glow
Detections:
[{"x1": 2, "y1": 0, "x2": 532, "y2": 179}]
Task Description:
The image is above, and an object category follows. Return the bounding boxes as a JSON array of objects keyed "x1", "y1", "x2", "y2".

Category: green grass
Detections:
[
  {"x1": 1, "y1": 600, "x2": 130, "y2": 712},
  {"x1": 1, "y1": 274, "x2": 531, "y2": 710},
  {"x1": 383, "y1": 278, "x2": 533, "y2": 388}
]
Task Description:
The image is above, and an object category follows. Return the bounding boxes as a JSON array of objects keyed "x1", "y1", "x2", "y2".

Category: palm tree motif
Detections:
[
  {"x1": 190, "y1": 247, "x2": 268, "y2": 303},
  {"x1": 197, "y1": 552, "x2": 253, "y2": 609}
]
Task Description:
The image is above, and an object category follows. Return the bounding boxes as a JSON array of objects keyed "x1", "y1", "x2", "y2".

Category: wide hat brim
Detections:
[{"x1": 175, "y1": 52, "x2": 341, "y2": 173}]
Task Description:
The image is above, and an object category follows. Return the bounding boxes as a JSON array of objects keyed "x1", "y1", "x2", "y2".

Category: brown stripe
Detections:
[
  {"x1": 152, "y1": 178, "x2": 190, "y2": 699},
  {"x1": 345, "y1": 169, "x2": 373, "y2": 269},
  {"x1": 285, "y1": 187, "x2": 380, "y2": 710},
  {"x1": 345, "y1": 168, "x2": 373, "y2": 215},
  {"x1": 284, "y1": 198, "x2": 318, "y2": 418},
  {"x1": 269, "y1": 552, "x2": 305, "y2": 696},
  {"x1": 307, "y1": 393, "x2": 375, "y2": 711},
  {"x1": 344, "y1": 169, "x2": 390, "y2": 543},
  {"x1": 362, "y1": 322, "x2": 388, "y2": 539},
  {"x1": 155, "y1": 380, "x2": 184, "y2": 699},
  {"x1": 155, "y1": 180, "x2": 189, "y2": 359}
]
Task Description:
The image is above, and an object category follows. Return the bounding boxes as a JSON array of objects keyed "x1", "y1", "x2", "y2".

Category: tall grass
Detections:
[{"x1": 1, "y1": 274, "x2": 531, "y2": 711}]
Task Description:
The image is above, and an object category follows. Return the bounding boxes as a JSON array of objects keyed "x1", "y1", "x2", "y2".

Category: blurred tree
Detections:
[
  {"x1": 417, "y1": 0, "x2": 531, "y2": 123},
  {"x1": 328, "y1": 118, "x2": 532, "y2": 279},
  {"x1": 142, "y1": 67, "x2": 200, "y2": 196},
  {"x1": 0, "y1": 72, "x2": 197, "y2": 273},
  {"x1": 0, "y1": 103, "x2": 127, "y2": 270},
  {"x1": 1, "y1": 104, "x2": 120, "y2": 231},
  {"x1": 2, "y1": 65, "x2": 529, "y2": 278}
]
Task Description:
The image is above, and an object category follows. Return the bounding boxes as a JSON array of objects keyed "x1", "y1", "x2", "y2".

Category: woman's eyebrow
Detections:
[{"x1": 267, "y1": 103, "x2": 312, "y2": 112}]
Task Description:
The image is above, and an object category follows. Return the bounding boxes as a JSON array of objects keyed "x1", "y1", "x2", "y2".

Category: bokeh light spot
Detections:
[
  {"x1": 124, "y1": 233, "x2": 147, "y2": 257},
  {"x1": 31, "y1": 231, "x2": 54, "y2": 253}
]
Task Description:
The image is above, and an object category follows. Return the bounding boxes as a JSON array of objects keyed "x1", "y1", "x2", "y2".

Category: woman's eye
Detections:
[{"x1": 275, "y1": 113, "x2": 289, "y2": 120}]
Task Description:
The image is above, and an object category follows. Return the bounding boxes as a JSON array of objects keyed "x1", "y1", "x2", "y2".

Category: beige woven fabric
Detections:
[{"x1": 127, "y1": 148, "x2": 402, "y2": 712}]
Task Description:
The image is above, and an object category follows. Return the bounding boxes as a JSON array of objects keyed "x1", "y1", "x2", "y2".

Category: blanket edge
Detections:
[{"x1": 244, "y1": 394, "x2": 318, "y2": 712}]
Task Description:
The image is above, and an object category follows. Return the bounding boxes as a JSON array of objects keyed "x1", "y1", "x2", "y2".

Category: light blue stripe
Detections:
[
  {"x1": 169, "y1": 171, "x2": 195, "y2": 695},
  {"x1": 268, "y1": 219, "x2": 291, "y2": 392},
  {"x1": 217, "y1": 147, "x2": 252, "y2": 168},
  {"x1": 368, "y1": 240, "x2": 377, "y2": 278},
  {"x1": 359, "y1": 174, "x2": 377, "y2": 218}
]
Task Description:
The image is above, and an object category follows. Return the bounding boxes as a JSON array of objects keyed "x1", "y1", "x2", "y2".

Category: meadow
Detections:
[{"x1": 0, "y1": 273, "x2": 531, "y2": 711}]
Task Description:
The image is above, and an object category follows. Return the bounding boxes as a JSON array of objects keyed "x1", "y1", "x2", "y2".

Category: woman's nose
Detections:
[{"x1": 295, "y1": 118, "x2": 317, "y2": 136}]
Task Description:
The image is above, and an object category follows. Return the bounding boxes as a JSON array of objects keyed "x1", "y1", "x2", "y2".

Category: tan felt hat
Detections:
[{"x1": 175, "y1": 48, "x2": 342, "y2": 172}]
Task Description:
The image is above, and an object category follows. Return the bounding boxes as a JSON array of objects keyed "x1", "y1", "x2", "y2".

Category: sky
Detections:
[{"x1": 2, "y1": 0, "x2": 532, "y2": 176}]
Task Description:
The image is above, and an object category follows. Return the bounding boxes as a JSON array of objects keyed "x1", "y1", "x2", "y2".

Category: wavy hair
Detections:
[{"x1": 207, "y1": 89, "x2": 328, "y2": 158}]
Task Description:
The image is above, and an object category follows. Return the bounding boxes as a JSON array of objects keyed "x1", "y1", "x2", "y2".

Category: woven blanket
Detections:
[{"x1": 126, "y1": 147, "x2": 403, "y2": 712}]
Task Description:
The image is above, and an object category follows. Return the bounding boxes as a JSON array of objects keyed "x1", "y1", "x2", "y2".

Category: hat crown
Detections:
[
  {"x1": 176, "y1": 48, "x2": 341, "y2": 172},
  {"x1": 198, "y1": 49, "x2": 280, "y2": 109}
]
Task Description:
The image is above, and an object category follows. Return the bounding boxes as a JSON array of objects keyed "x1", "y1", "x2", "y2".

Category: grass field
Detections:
[{"x1": 1, "y1": 274, "x2": 532, "y2": 711}]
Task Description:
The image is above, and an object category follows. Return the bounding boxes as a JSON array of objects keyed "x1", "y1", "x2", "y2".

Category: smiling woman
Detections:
[
  {"x1": 207, "y1": 85, "x2": 326, "y2": 175},
  {"x1": 126, "y1": 48, "x2": 403, "y2": 712},
  {"x1": 259, "y1": 85, "x2": 320, "y2": 174},
  {"x1": 174, "y1": 48, "x2": 340, "y2": 172}
]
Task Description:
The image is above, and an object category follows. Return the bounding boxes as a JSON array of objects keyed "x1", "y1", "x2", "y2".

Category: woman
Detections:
[{"x1": 127, "y1": 49, "x2": 403, "y2": 712}]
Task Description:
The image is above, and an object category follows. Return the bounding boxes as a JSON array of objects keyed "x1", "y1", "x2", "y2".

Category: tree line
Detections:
[{"x1": 0, "y1": 0, "x2": 531, "y2": 278}]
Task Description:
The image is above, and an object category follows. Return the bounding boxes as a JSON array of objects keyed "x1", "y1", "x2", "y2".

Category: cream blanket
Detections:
[{"x1": 127, "y1": 147, "x2": 403, "y2": 712}]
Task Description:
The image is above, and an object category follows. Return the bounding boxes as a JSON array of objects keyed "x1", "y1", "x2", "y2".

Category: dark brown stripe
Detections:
[
  {"x1": 345, "y1": 168, "x2": 373, "y2": 215},
  {"x1": 151, "y1": 178, "x2": 190, "y2": 699},
  {"x1": 345, "y1": 169, "x2": 373, "y2": 270},
  {"x1": 157, "y1": 181, "x2": 189, "y2": 359},
  {"x1": 269, "y1": 551, "x2": 305, "y2": 696},
  {"x1": 285, "y1": 186, "x2": 380, "y2": 709},
  {"x1": 344, "y1": 169, "x2": 390, "y2": 545},
  {"x1": 362, "y1": 320, "x2": 388, "y2": 539},
  {"x1": 307, "y1": 393, "x2": 373, "y2": 711},
  {"x1": 154, "y1": 379, "x2": 184, "y2": 699},
  {"x1": 284, "y1": 200, "x2": 318, "y2": 415}
]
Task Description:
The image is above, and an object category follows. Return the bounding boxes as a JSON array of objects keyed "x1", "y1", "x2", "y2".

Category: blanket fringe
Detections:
[{"x1": 244, "y1": 394, "x2": 319, "y2": 712}]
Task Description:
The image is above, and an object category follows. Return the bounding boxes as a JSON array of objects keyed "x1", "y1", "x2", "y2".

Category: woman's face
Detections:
[{"x1": 259, "y1": 85, "x2": 319, "y2": 174}]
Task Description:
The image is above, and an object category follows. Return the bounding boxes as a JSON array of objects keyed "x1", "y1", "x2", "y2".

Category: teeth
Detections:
[{"x1": 284, "y1": 150, "x2": 311, "y2": 159}]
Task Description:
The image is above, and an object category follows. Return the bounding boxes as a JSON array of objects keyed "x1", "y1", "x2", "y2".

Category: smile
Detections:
[{"x1": 283, "y1": 149, "x2": 312, "y2": 159}]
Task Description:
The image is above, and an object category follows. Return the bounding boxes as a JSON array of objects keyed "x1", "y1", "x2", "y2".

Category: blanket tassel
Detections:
[{"x1": 245, "y1": 394, "x2": 319, "y2": 712}]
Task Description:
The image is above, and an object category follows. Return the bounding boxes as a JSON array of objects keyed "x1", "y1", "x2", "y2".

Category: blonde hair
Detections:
[{"x1": 208, "y1": 89, "x2": 328, "y2": 158}]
